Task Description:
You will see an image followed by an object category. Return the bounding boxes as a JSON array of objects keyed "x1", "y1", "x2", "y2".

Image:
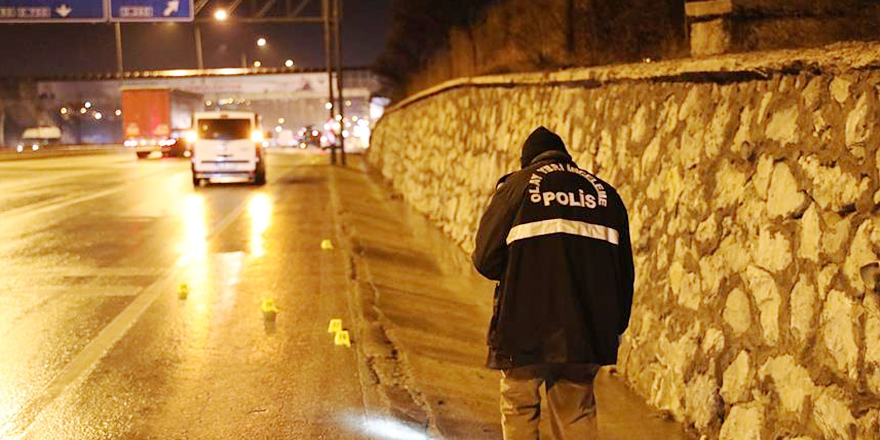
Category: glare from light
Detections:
[
  {"x1": 179, "y1": 193, "x2": 208, "y2": 264},
  {"x1": 274, "y1": 126, "x2": 282, "y2": 133},
  {"x1": 361, "y1": 418, "x2": 428, "y2": 440},
  {"x1": 80, "y1": 107, "x2": 87, "y2": 114},
  {"x1": 185, "y1": 130, "x2": 198, "y2": 143},
  {"x1": 256, "y1": 37, "x2": 267, "y2": 47},
  {"x1": 114, "y1": 109, "x2": 122, "y2": 116},
  {"x1": 353, "y1": 124, "x2": 370, "y2": 139},
  {"x1": 250, "y1": 130, "x2": 264, "y2": 142},
  {"x1": 60, "y1": 107, "x2": 68, "y2": 115},
  {"x1": 324, "y1": 102, "x2": 333, "y2": 110},
  {"x1": 352, "y1": 115, "x2": 358, "y2": 121},
  {"x1": 335, "y1": 114, "x2": 342, "y2": 121},
  {"x1": 94, "y1": 112, "x2": 103, "y2": 120},
  {"x1": 205, "y1": 100, "x2": 213, "y2": 106},
  {"x1": 165, "y1": 69, "x2": 195, "y2": 77},
  {"x1": 342, "y1": 130, "x2": 349, "y2": 138},
  {"x1": 84, "y1": 101, "x2": 92, "y2": 109},
  {"x1": 16, "y1": 145, "x2": 23, "y2": 152},
  {"x1": 284, "y1": 59, "x2": 294, "y2": 68},
  {"x1": 311, "y1": 130, "x2": 319, "y2": 136},
  {"x1": 214, "y1": 9, "x2": 228, "y2": 20},
  {"x1": 253, "y1": 60, "x2": 262, "y2": 68},
  {"x1": 345, "y1": 100, "x2": 352, "y2": 107},
  {"x1": 248, "y1": 193, "x2": 272, "y2": 257},
  {"x1": 32, "y1": 145, "x2": 39, "y2": 151},
  {"x1": 277, "y1": 117, "x2": 285, "y2": 124}
]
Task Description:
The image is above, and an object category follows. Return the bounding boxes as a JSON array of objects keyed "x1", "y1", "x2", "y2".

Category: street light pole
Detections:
[
  {"x1": 195, "y1": 25, "x2": 204, "y2": 70},
  {"x1": 332, "y1": 0, "x2": 345, "y2": 165},
  {"x1": 114, "y1": 23, "x2": 124, "y2": 73},
  {"x1": 322, "y1": 0, "x2": 336, "y2": 165}
]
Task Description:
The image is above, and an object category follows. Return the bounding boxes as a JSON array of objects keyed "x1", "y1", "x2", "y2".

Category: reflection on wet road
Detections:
[{"x1": 0, "y1": 152, "x2": 376, "y2": 439}]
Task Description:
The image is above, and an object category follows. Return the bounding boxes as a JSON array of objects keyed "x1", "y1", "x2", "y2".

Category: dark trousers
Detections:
[{"x1": 500, "y1": 364, "x2": 600, "y2": 440}]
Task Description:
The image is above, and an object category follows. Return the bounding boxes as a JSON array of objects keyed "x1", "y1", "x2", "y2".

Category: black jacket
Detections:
[{"x1": 473, "y1": 150, "x2": 634, "y2": 370}]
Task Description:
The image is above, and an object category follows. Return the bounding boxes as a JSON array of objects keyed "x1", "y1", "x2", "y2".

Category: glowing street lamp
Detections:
[
  {"x1": 59, "y1": 107, "x2": 68, "y2": 115},
  {"x1": 94, "y1": 112, "x2": 103, "y2": 120},
  {"x1": 253, "y1": 60, "x2": 262, "y2": 68},
  {"x1": 284, "y1": 59, "x2": 294, "y2": 68},
  {"x1": 257, "y1": 37, "x2": 267, "y2": 47},
  {"x1": 214, "y1": 9, "x2": 228, "y2": 20}
]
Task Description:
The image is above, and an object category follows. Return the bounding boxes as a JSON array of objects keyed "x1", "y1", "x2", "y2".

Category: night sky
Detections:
[{"x1": 0, "y1": 0, "x2": 390, "y2": 77}]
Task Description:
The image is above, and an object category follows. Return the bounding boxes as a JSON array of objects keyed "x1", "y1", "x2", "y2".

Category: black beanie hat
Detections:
[{"x1": 520, "y1": 126, "x2": 568, "y2": 168}]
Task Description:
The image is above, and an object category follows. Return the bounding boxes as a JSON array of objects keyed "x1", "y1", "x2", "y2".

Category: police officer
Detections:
[{"x1": 472, "y1": 126, "x2": 635, "y2": 440}]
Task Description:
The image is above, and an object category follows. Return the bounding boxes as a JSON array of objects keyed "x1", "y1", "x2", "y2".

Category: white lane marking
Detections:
[
  {"x1": 0, "y1": 287, "x2": 142, "y2": 298},
  {"x1": 3, "y1": 184, "x2": 251, "y2": 439},
  {"x1": 0, "y1": 267, "x2": 166, "y2": 278},
  {"x1": 0, "y1": 168, "x2": 174, "y2": 222}
]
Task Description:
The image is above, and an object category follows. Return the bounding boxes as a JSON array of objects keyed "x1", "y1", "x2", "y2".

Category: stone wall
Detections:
[{"x1": 368, "y1": 43, "x2": 880, "y2": 439}]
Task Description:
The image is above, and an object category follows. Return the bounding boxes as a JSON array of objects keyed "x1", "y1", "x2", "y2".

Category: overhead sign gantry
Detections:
[
  {"x1": 0, "y1": 0, "x2": 107, "y2": 22},
  {"x1": 0, "y1": 0, "x2": 193, "y2": 22}
]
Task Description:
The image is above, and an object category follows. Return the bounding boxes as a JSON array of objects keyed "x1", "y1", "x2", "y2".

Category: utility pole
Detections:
[
  {"x1": 195, "y1": 25, "x2": 205, "y2": 70},
  {"x1": 114, "y1": 23, "x2": 124, "y2": 73},
  {"x1": 332, "y1": 0, "x2": 345, "y2": 165},
  {"x1": 322, "y1": 0, "x2": 336, "y2": 165},
  {"x1": 0, "y1": 102, "x2": 5, "y2": 147}
]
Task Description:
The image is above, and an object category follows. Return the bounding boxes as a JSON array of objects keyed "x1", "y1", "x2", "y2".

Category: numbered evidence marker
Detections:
[
  {"x1": 261, "y1": 299, "x2": 279, "y2": 322},
  {"x1": 328, "y1": 318, "x2": 343, "y2": 334},
  {"x1": 320, "y1": 239, "x2": 334, "y2": 250},
  {"x1": 334, "y1": 330, "x2": 351, "y2": 347},
  {"x1": 177, "y1": 284, "x2": 189, "y2": 300}
]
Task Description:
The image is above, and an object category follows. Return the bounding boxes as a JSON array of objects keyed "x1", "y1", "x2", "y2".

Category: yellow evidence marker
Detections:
[
  {"x1": 334, "y1": 330, "x2": 352, "y2": 347},
  {"x1": 320, "y1": 239, "x2": 334, "y2": 250},
  {"x1": 261, "y1": 299, "x2": 279, "y2": 322},
  {"x1": 177, "y1": 284, "x2": 189, "y2": 300},
  {"x1": 328, "y1": 318, "x2": 343, "y2": 333}
]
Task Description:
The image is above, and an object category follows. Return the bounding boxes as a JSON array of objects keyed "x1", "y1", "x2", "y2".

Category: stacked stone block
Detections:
[{"x1": 369, "y1": 50, "x2": 880, "y2": 439}]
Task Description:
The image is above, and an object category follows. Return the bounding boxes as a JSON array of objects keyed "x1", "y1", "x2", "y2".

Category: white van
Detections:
[{"x1": 190, "y1": 111, "x2": 266, "y2": 186}]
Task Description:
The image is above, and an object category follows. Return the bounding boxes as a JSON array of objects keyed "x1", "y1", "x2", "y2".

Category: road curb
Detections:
[{"x1": 326, "y1": 163, "x2": 436, "y2": 438}]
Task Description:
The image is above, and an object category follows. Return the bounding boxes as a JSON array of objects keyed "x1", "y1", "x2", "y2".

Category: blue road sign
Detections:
[
  {"x1": 0, "y1": 0, "x2": 107, "y2": 22},
  {"x1": 109, "y1": 0, "x2": 192, "y2": 22}
]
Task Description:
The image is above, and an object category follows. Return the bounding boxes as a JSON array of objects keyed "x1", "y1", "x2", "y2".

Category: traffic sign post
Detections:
[
  {"x1": 109, "y1": 0, "x2": 193, "y2": 22},
  {"x1": 0, "y1": 0, "x2": 107, "y2": 23}
]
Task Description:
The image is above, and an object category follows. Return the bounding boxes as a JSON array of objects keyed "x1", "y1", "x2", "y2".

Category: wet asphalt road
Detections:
[{"x1": 0, "y1": 150, "x2": 373, "y2": 439}]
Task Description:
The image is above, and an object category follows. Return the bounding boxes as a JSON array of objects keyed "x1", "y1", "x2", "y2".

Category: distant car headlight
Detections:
[
  {"x1": 16, "y1": 145, "x2": 23, "y2": 152},
  {"x1": 185, "y1": 130, "x2": 198, "y2": 143},
  {"x1": 32, "y1": 144, "x2": 39, "y2": 151}
]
